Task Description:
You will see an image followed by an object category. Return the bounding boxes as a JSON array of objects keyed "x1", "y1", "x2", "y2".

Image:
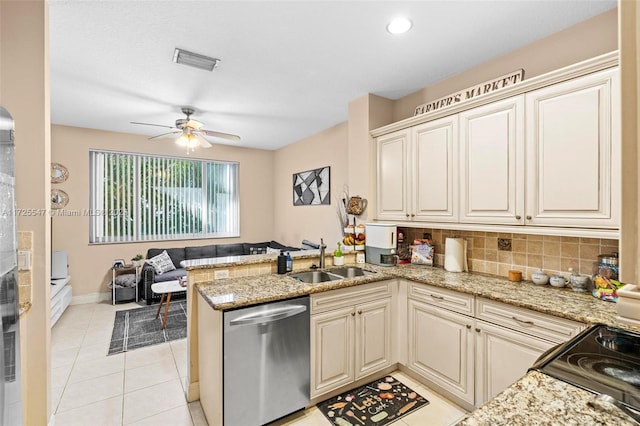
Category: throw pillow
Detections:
[{"x1": 146, "y1": 250, "x2": 176, "y2": 275}]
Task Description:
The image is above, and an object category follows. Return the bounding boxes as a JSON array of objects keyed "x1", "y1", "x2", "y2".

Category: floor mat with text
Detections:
[{"x1": 317, "y1": 375, "x2": 429, "y2": 426}]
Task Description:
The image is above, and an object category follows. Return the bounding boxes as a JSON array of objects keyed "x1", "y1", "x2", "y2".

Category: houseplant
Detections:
[{"x1": 131, "y1": 254, "x2": 143, "y2": 267}]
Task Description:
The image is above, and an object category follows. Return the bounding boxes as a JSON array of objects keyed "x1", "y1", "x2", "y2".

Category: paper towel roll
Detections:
[{"x1": 444, "y1": 238, "x2": 468, "y2": 272}]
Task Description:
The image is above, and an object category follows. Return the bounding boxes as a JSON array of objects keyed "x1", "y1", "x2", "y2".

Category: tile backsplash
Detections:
[{"x1": 399, "y1": 227, "x2": 618, "y2": 280}]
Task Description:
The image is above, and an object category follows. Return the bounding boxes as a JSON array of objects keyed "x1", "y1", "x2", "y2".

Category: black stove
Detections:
[{"x1": 531, "y1": 324, "x2": 640, "y2": 411}]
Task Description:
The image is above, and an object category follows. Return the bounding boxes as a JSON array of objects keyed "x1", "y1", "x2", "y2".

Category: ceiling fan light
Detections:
[
  {"x1": 176, "y1": 133, "x2": 189, "y2": 147},
  {"x1": 187, "y1": 134, "x2": 199, "y2": 148},
  {"x1": 173, "y1": 48, "x2": 220, "y2": 72}
]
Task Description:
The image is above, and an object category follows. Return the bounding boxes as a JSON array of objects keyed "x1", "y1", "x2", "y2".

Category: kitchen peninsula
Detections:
[{"x1": 182, "y1": 252, "x2": 634, "y2": 425}]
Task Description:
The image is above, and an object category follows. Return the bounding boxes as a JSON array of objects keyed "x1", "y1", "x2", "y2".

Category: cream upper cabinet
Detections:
[
  {"x1": 459, "y1": 96, "x2": 525, "y2": 225},
  {"x1": 376, "y1": 117, "x2": 458, "y2": 222},
  {"x1": 525, "y1": 68, "x2": 620, "y2": 228},
  {"x1": 376, "y1": 129, "x2": 410, "y2": 221},
  {"x1": 411, "y1": 116, "x2": 459, "y2": 222}
]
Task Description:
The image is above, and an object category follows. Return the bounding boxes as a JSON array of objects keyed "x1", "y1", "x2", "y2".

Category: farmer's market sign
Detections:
[{"x1": 414, "y1": 69, "x2": 525, "y2": 116}]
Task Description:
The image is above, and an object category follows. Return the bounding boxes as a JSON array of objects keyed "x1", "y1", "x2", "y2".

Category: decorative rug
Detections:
[
  {"x1": 317, "y1": 375, "x2": 429, "y2": 426},
  {"x1": 108, "y1": 301, "x2": 187, "y2": 355}
]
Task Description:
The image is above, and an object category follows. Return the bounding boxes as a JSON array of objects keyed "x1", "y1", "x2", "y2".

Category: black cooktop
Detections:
[{"x1": 531, "y1": 324, "x2": 640, "y2": 411}]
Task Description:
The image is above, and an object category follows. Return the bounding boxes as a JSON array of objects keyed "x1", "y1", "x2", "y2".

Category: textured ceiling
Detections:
[{"x1": 49, "y1": 0, "x2": 616, "y2": 150}]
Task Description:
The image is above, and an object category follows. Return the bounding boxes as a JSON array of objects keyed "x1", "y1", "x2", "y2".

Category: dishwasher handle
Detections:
[{"x1": 229, "y1": 304, "x2": 307, "y2": 326}]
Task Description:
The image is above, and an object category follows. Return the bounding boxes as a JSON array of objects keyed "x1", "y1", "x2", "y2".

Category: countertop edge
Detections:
[{"x1": 194, "y1": 264, "x2": 620, "y2": 329}]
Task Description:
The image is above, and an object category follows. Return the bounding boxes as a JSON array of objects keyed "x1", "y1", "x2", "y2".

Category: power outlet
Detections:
[{"x1": 214, "y1": 269, "x2": 229, "y2": 279}]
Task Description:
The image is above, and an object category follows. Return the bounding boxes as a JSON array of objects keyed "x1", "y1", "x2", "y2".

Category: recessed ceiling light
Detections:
[{"x1": 386, "y1": 17, "x2": 412, "y2": 35}]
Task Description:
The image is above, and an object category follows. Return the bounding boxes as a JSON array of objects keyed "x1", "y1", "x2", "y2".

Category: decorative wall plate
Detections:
[
  {"x1": 51, "y1": 163, "x2": 69, "y2": 184},
  {"x1": 51, "y1": 189, "x2": 69, "y2": 209}
]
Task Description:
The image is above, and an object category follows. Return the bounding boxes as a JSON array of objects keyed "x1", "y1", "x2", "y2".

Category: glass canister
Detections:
[
  {"x1": 595, "y1": 253, "x2": 619, "y2": 280},
  {"x1": 592, "y1": 252, "x2": 620, "y2": 302}
]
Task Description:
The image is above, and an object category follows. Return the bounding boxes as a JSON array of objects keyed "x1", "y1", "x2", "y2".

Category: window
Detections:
[{"x1": 89, "y1": 150, "x2": 239, "y2": 243}]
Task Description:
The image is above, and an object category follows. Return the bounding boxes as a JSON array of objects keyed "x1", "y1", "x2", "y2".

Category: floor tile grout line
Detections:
[
  {"x1": 122, "y1": 399, "x2": 190, "y2": 426},
  {"x1": 53, "y1": 302, "x2": 465, "y2": 426}
]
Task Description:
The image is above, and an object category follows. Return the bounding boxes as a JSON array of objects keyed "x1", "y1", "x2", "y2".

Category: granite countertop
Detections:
[
  {"x1": 195, "y1": 263, "x2": 622, "y2": 329},
  {"x1": 458, "y1": 371, "x2": 637, "y2": 426},
  {"x1": 195, "y1": 265, "x2": 392, "y2": 310},
  {"x1": 194, "y1": 262, "x2": 636, "y2": 425},
  {"x1": 19, "y1": 301, "x2": 31, "y2": 317},
  {"x1": 182, "y1": 249, "x2": 320, "y2": 270}
]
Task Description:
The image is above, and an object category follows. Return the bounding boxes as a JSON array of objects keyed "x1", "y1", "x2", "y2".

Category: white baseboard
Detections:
[
  {"x1": 71, "y1": 291, "x2": 111, "y2": 305},
  {"x1": 48, "y1": 413, "x2": 55, "y2": 426}
]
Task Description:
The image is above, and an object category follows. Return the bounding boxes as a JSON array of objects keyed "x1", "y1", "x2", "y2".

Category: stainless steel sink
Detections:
[
  {"x1": 290, "y1": 271, "x2": 343, "y2": 284},
  {"x1": 329, "y1": 266, "x2": 376, "y2": 278}
]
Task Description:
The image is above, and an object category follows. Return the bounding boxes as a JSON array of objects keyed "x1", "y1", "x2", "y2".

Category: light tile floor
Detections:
[{"x1": 52, "y1": 302, "x2": 467, "y2": 426}]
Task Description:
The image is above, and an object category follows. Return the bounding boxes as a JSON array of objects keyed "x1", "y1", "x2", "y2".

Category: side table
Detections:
[
  {"x1": 151, "y1": 280, "x2": 187, "y2": 329},
  {"x1": 111, "y1": 264, "x2": 140, "y2": 305}
]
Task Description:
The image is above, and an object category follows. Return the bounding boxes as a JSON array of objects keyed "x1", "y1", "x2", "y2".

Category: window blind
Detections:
[{"x1": 89, "y1": 150, "x2": 239, "y2": 243}]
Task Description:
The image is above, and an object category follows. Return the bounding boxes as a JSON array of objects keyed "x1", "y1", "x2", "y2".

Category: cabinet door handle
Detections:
[
  {"x1": 358, "y1": 310, "x2": 362, "y2": 315},
  {"x1": 406, "y1": 213, "x2": 410, "y2": 217},
  {"x1": 475, "y1": 328, "x2": 481, "y2": 333},
  {"x1": 515, "y1": 215, "x2": 521, "y2": 220},
  {"x1": 411, "y1": 214, "x2": 415, "y2": 217},
  {"x1": 511, "y1": 316, "x2": 534, "y2": 326},
  {"x1": 466, "y1": 324, "x2": 471, "y2": 329},
  {"x1": 351, "y1": 312, "x2": 356, "y2": 317},
  {"x1": 526, "y1": 215, "x2": 532, "y2": 220},
  {"x1": 430, "y1": 294, "x2": 444, "y2": 300}
]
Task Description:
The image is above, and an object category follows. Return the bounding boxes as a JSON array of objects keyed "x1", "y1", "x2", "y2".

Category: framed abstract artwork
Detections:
[{"x1": 293, "y1": 166, "x2": 330, "y2": 206}]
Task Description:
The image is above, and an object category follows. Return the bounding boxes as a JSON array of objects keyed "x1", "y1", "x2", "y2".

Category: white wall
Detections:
[{"x1": 272, "y1": 122, "x2": 348, "y2": 249}]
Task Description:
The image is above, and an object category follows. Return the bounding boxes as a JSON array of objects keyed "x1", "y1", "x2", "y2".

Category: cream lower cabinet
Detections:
[
  {"x1": 474, "y1": 320, "x2": 554, "y2": 405},
  {"x1": 407, "y1": 298, "x2": 475, "y2": 405},
  {"x1": 405, "y1": 282, "x2": 585, "y2": 409},
  {"x1": 310, "y1": 281, "x2": 394, "y2": 398}
]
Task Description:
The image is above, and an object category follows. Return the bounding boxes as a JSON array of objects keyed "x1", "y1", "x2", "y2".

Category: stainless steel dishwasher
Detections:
[{"x1": 223, "y1": 296, "x2": 310, "y2": 425}]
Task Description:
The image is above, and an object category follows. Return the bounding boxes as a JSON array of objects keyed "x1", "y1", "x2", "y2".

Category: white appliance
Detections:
[
  {"x1": 51, "y1": 250, "x2": 68, "y2": 280},
  {"x1": 365, "y1": 223, "x2": 397, "y2": 266}
]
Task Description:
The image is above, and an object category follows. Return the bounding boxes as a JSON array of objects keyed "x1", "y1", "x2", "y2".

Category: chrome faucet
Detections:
[{"x1": 319, "y1": 238, "x2": 326, "y2": 269}]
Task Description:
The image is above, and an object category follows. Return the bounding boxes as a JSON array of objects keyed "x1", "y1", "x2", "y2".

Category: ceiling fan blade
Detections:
[
  {"x1": 148, "y1": 130, "x2": 181, "y2": 140},
  {"x1": 185, "y1": 119, "x2": 204, "y2": 129},
  {"x1": 131, "y1": 121, "x2": 175, "y2": 129},
  {"x1": 200, "y1": 129, "x2": 241, "y2": 142},
  {"x1": 193, "y1": 133, "x2": 212, "y2": 148}
]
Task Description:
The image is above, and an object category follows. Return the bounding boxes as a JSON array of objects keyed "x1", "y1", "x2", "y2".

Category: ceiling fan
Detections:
[{"x1": 131, "y1": 107, "x2": 241, "y2": 150}]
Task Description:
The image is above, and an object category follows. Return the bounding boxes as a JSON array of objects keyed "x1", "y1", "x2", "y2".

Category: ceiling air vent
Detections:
[{"x1": 173, "y1": 48, "x2": 220, "y2": 71}]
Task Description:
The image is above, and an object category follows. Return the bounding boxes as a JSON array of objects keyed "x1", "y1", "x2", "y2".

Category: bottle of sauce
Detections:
[
  {"x1": 285, "y1": 252, "x2": 293, "y2": 272},
  {"x1": 277, "y1": 251, "x2": 287, "y2": 274}
]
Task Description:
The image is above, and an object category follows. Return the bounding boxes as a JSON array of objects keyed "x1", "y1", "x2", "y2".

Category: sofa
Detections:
[{"x1": 140, "y1": 241, "x2": 300, "y2": 304}]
